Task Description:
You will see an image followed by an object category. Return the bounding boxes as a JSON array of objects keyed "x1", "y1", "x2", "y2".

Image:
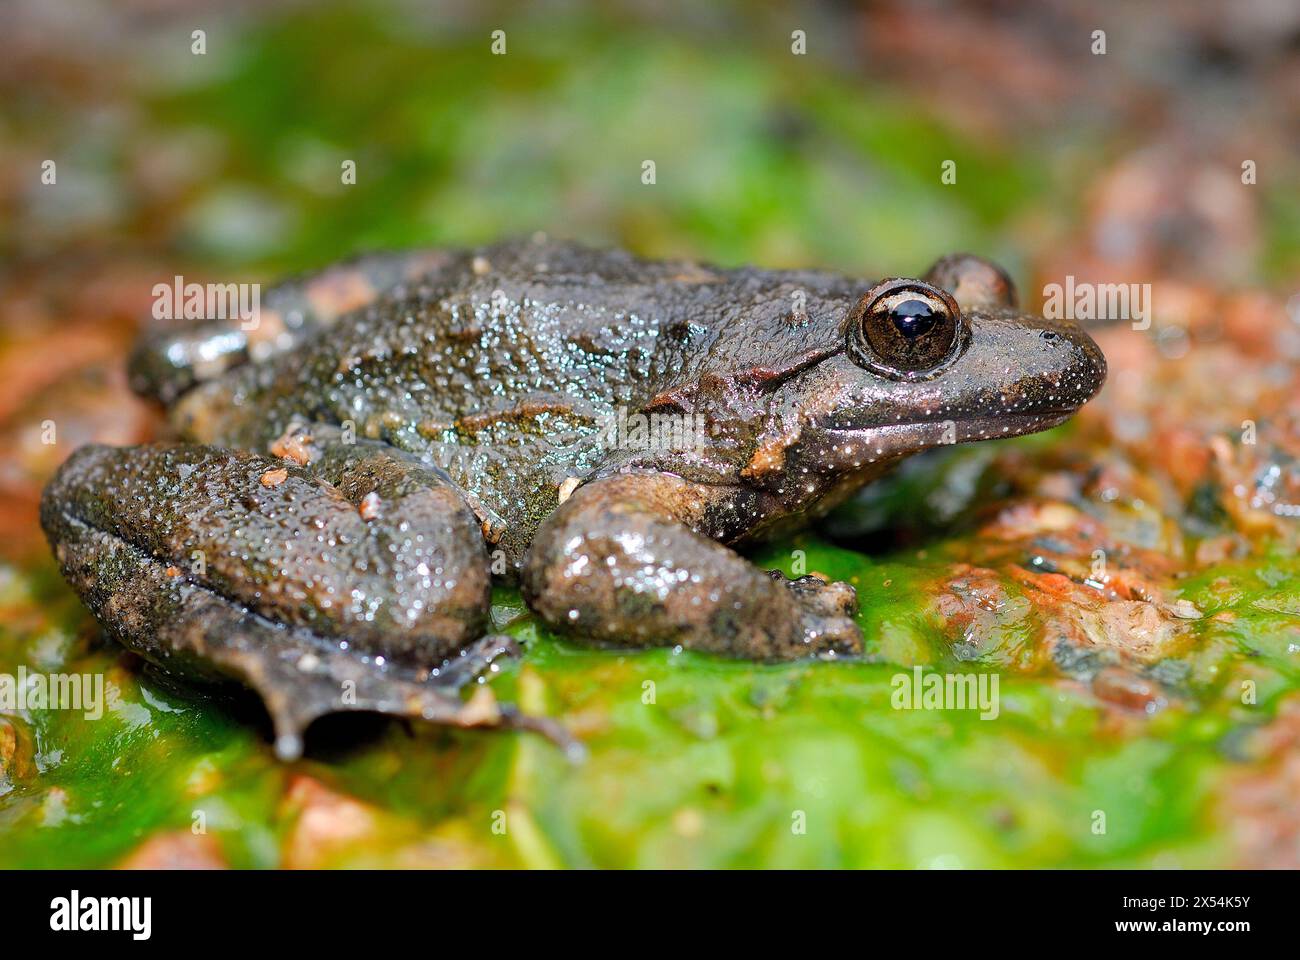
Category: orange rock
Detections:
[
  {"x1": 1091, "y1": 666, "x2": 1166, "y2": 713},
  {"x1": 279, "y1": 775, "x2": 382, "y2": 869},
  {"x1": 117, "y1": 831, "x2": 227, "y2": 870},
  {"x1": 269, "y1": 425, "x2": 318, "y2": 466},
  {"x1": 0, "y1": 716, "x2": 35, "y2": 782},
  {"x1": 1219, "y1": 695, "x2": 1300, "y2": 869}
]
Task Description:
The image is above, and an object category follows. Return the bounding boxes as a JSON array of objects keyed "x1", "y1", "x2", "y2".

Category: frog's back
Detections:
[{"x1": 170, "y1": 237, "x2": 856, "y2": 561}]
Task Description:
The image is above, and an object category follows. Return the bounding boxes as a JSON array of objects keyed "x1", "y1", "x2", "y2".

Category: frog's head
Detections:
[{"x1": 748, "y1": 254, "x2": 1106, "y2": 495}]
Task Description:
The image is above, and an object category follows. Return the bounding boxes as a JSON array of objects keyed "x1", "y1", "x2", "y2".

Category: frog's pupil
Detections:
[{"x1": 890, "y1": 299, "x2": 938, "y2": 340}]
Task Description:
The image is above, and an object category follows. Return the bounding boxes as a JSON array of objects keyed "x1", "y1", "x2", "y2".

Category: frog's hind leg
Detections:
[
  {"x1": 40, "y1": 439, "x2": 567, "y2": 758},
  {"x1": 521, "y1": 472, "x2": 863, "y2": 660},
  {"x1": 128, "y1": 248, "x2": 457, "y2": 405}
]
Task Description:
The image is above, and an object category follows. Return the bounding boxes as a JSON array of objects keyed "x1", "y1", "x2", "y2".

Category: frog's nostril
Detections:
[{"x1": 1062, "y1": 329, "x2": 1108, "y2": 404}]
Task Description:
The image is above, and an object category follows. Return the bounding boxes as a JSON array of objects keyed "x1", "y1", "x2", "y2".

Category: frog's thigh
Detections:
[
  {"x1": 41, "y1": 441, "x2": 492, "y2": 663},
  {"x1": 520, "y1": 473, "x2": 862, "y2": 660},
  {"x1": 129, "y1": 248, "x2": 455, "y2": 404}
]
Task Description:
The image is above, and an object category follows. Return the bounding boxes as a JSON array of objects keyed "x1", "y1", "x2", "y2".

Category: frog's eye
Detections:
[{"x1": 846, "y1": 279, "x2": 965, "y2": 377}]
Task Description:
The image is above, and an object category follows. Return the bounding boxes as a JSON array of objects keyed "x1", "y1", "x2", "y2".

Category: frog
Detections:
[{"x1": 41, "y1": 235, "x2": 1105, "y2": 757}]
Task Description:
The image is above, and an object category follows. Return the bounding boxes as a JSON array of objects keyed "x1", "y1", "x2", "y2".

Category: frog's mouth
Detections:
[
  {"x1": 806, "y1": 408, "x2": 1078, "y2": 471},
  {"x1": 931, "y1": 407, "x2": 1079, "y2": 441}
]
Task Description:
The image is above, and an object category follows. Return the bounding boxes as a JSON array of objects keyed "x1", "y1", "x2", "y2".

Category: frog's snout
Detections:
[
  {"x1": 906, "y1": 307, "x2": 1107, "y2": 439},
  {"x1": 1039, "y1": 315, "x2": 1107, "y2": 412}
]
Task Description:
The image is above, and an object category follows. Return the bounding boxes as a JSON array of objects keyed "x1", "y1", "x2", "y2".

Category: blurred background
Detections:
[
  {"x1": 2, "y1": 0, "x2": 1299, "y2": 868},
  {"x1": 3, "y1": 0, "x2": 1300, "y2": 544},
  {"x1": 3, "y1": 0, "x2": 1299, "y2": 537}
]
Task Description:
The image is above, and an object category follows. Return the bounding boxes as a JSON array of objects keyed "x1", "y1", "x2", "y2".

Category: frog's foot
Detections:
[
  {"x1": 434, "y1": 633, "x2": 520, "y2": 686},
  {"x1": 767, "y1": 571, "x2": 862, "y2": 657},
  {"x1": 40, "y1": 441, "x2": 572, "y2": 758},
  {"x1": 522, "y1": 472, "x2": 865, "y2": 660}
]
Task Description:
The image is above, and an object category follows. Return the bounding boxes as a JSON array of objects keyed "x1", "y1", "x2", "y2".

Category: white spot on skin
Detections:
[{"x1": 557, "y1": 476, "x2": 581, "y2": 504}]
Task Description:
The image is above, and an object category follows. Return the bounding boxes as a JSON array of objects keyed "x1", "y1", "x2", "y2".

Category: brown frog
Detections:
[{"x1": 41, "y1": 236, "x2": 1105, "y2": 756}]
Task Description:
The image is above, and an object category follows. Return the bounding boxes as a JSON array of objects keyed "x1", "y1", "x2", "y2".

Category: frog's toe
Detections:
[
  {"x1": 768, "y1": 571, "x2": 863, "y2": 656},
  {"x1": 773, "y1": 571, "x2": 858, "y2": 617},
  {"x1": 804, "y1": 613, "x2": 864, "y2": 657},
  {"x1": 433, "y1": 633, "x2": 521, "y2": 686}
]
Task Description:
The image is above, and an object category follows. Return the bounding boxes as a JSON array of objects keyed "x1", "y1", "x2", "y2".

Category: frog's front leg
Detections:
[
  {"x1": 40, "y1": 439, "x2": 510, "y2": 757},
  {"x1": 521, "y1": 473, "x2": 863, "y2": 660}
]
